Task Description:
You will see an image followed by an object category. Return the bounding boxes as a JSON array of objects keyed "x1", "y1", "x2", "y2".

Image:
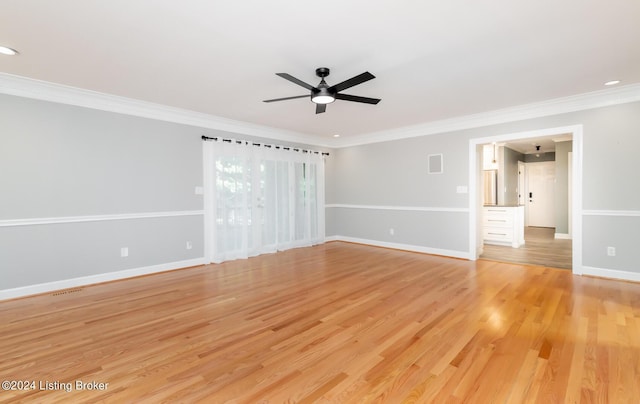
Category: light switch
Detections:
[
  {"x1": 456, "y1": 185, "x2": 468, "y2": 194},
  {"x1": 195, "y1": 186, "x2": 204, "y2": 195}
]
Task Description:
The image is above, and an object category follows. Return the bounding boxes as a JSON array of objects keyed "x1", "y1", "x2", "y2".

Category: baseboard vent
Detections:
[{"x1": 52, "y1": 288, "x2": 83, "y2": 296}]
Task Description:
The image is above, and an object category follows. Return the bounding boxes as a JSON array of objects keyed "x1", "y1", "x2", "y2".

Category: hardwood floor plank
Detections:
[
  {"x1": 1, "y1": 241, "x2": 639, "y2": 402},
  {"x1": 481, "y1": 226, "x2": 572, "y2": 269}
]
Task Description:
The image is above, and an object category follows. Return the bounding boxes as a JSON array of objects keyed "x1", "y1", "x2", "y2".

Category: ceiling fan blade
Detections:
[
  {"x1": 276, "y1": 73, "x2": 316, "y2": 90},
  {"x1": 263, "y1": 95, "x2": 309, "y2": 103},
  {"x1": 315, "y1": 103, "x2": 327, "y2": 114},
  {"x1": 335, "y1": 93, "x2": 381, "y2": 104},
  {"x1": 329, "y1": 71, "x2": 375, "y2": 92}
]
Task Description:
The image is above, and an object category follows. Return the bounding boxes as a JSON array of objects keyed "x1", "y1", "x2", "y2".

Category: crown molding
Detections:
[
  {"x1": 0, "y1": 73, "x2": 329, "y2": 147},
  {"x1": 333, "y1": 83, "x2": 640, "y2": 147},
  {"x1": 2, "y1": 73, "x2": 639, "y2": 149}
]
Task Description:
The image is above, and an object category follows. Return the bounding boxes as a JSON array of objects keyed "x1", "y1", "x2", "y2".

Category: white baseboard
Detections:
[
  {"x1": 0, "y1": 257, "x2": 207, "y2": 301},
  {"x1": 554, "y1": 233, "x2": 572, "y2": 239},
  {"x1": 581, "y1": 266, "x2": 640, "y2": 283},
  {"x1": 325, "y1": 235, "x2": 470, "y2": 260}
]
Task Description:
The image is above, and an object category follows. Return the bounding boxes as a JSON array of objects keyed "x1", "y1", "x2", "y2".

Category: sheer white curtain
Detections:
[{"x1": 203, "y1": 139, "x2": 325, "y2": 264}]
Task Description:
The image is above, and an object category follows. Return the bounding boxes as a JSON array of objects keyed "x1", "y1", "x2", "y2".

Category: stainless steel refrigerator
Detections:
[{"x1": 483, "y1": 170, "x2": 498, "y2": 205}]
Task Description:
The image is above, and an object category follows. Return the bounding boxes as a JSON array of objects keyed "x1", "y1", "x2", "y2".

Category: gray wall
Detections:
[
  {"x1": 499, "y1": 146, "x2": 523, "y2": 206},
  {"x1": 0, "y1": 95, "x2": 205, "y2": 290},
  {"x1": 2, "y1": 92, "x2": 640, "y2": 291},
  {"x1": 327, "y1": 135, "x2": 469, "y2": 208},
  {"x1": 325, "y1": 131, "x2": 470, "y2": 255},
  {"x1": 0, "y1": 96, "x2": 203, "y2": 219},
  {"x1": 554, "y1": 141, "x2": 572, "y2": 234},
  {"x1": 0, "y1": 94, "x2": 327, "y2": 291},
  {"x1": 326, "y1": 101, "x2": 640, "y2": 274}
]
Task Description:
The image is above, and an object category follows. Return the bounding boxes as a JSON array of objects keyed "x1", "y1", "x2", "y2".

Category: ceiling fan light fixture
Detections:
[
  {"x1": 311, "y1": 94, "x2": 335, "y2": 104},
  {"x1": 0, "y1": 46, "x2": 19, "y2": 56},
  {"x1": 311, "y1": 80, "x2": 336, "y2": 104},
  {"x1": 263, "y1": 67, "x2": 380, "y2": 114}
]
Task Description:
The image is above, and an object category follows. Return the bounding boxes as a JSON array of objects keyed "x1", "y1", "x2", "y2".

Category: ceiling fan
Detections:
[{"x1": 263, "y1": 67, "x2": 381, "y2": 114}]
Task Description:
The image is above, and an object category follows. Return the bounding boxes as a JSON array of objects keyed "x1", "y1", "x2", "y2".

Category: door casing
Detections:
[{"x1": 468, "y1": 124, "x2": 583, "y2": 274}]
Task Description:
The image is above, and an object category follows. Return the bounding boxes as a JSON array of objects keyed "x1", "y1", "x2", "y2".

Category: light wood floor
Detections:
[
  {"x1": 481, "y1": 227, "x2": 573, "y2": 269},
  {"x1": 2, "y1": 242, "x2": 639, "y2": 403}
]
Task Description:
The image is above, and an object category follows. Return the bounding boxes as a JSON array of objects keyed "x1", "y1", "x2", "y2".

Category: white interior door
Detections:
[{"x1": 525, "y1": 161, "x2": 555, "y2": 227}]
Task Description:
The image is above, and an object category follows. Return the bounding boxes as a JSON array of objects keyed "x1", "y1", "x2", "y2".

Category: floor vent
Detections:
[{"x1": 52, "y1": 288, "x2": 83, "y2": 296}]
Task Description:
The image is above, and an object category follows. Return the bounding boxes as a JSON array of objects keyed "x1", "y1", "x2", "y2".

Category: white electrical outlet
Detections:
[
  {"x1": 194, "y1": 186, "x2": 204, "y2": 195},
  {"x1": 607, "y1": 246, "x2": 616, "y2": 256},
  {"x1": 186, "y1": 241, "x2": 193, "y2": 250},
  {"x1": 389, "y1": 228, "x2": 395, "y2": 236},
  {"x1": 120, "y1": 247, "x2": 129, "y2": 257}
]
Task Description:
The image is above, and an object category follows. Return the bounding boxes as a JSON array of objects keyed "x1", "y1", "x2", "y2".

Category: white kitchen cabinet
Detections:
[{"x1": 483, "y1": 206, "x2": 525, "y2": 248}]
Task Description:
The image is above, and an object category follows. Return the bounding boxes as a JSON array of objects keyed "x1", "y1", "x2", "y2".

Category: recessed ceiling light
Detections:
[
  {"x1": 0, "y1": 46, "x2": 19, "y2": 56},
  {"x1": 604, "y1": 80, "x2": 620, "y2": 86},
  {"x1": 333, "y1": 134, "x2": 340, "y2": 138}
]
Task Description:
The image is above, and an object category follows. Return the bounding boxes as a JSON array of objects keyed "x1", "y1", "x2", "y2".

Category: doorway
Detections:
[
  {"x1": 481, "y1": 226, "x2": 572, "y2": 269},
  {"x1": 468, "y1": 125, "x2": 583, "y2": 274}
]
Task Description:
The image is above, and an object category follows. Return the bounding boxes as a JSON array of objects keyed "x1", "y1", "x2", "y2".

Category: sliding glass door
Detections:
[{"x1": 204, "y1": 139, "x2": 324, "y2": 264}]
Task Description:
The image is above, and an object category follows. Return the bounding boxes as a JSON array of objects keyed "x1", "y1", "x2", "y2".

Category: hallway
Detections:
[{"x1": 480, "y1": 227, "x2": 572, "y2": 269}]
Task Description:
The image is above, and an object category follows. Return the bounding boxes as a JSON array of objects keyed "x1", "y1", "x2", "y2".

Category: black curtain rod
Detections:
[{"x1": 201, "y1": 135, "x2": 329, "y2": 156}]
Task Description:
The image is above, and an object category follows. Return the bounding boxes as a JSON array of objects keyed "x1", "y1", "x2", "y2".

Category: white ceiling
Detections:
[
  {"x1": 1, "y1": 1, "x2": 639, "y2": 144},
  {"x1": 503, "y1": 134, "x2": 572, "y2": 155}
]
